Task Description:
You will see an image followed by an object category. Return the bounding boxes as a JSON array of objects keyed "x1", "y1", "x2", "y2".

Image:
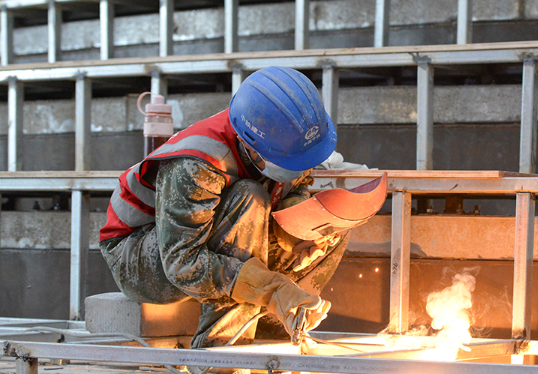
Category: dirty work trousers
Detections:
[{"x1": 100, "y1": 179, "x2": 348, "y2": 348}]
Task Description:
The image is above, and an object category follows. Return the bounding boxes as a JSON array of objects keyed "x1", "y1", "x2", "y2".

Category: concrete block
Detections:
[{"x1": 85, "y1": 292, "x2": 201, "y2": 337}]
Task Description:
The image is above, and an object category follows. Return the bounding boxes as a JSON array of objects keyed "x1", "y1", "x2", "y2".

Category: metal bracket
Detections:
[{"x1": 410, "y1": 53, "x2": 432, "y2": 65}]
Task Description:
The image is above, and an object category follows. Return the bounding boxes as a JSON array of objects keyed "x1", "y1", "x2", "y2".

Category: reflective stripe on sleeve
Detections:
[{"x1": 110, "y1": 185, "x2": 155, "y2": 228}]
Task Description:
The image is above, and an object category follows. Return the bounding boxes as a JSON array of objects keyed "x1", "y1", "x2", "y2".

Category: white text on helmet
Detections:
[{"x1": 241, "y1": 114, "x2": 266, "y2": 139}]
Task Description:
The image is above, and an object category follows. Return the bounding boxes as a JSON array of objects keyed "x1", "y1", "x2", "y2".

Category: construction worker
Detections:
[{"x1": 98, "y1": 66, "x2": 349, "y2": 369}]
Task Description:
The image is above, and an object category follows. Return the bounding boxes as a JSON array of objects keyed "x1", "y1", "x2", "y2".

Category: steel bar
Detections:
[
  {"x1": 389, "y1": 191, "x2": 411, "y2": 333},
  {"x1": 47, "y1": 0, "x2": 61, "y2": 63},
  {"x1": 224, "y1": 0, "x2": 239, "y2": 54},
  {"x1": 295, "y1": 0, "x2": 309, "y2": 50},
  {"x1": 1, "y1": 5, "x2": 13, "y2": 66},
  {"x1": 519, "y1": 57, "x2": 537, "y2": 174},
  {"x1": 159, "y1": 0, "x2": 173, "y2": 57},
  {"x1": 416, "y1": 61, "x2": 434, "y2": 170},
  {"x1": 231, "y1": 65, "x2": 245, "y2": 95},
  {"x1": 99, "y1": 0, "x2": 114, "y2": 60},
  {"x1": 0, "y1": 44, "x2": 538, "y2": 82},
  {"x1": 374, "y1": 0, "x2": 390, "y2": 47},
  {"x1": 7, "y1": 77, "x2": 23, "y2": 171},
  {"x1": 69, "y1": 190, "x2": 90, "y2": 321},
  {"x1": 151, "y1": 70, "x2": 168, "y2": 97},
  {"x1": 512, "y1": 193, "x2": 535, "y2": 340},
  {"x1": 75, "y1": 74, "x2": 91, "y2": 171},
  {"x1": 0, "y1": 193, "x2": 2, "y2": 248},
  {"x1": 4, "y1": 340, "x2": 538, "y2": 374},
  {"x1": 457, "y1": 0, "x2": 473, "y2": 45},
  {"x1": 321, "y1": 63, "x2": 339, "y2": 135}
]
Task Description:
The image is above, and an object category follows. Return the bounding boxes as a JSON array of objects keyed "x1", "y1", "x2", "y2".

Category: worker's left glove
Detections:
[
  {"x1": 231, "y1": 257, "x2": 331, "y2": 335},
  {"x1": 291, "y1": 234, "x2": 341, "y2": 272}
]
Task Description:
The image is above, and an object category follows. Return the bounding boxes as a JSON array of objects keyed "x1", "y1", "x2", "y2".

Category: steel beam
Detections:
[
  {"x1": 159, "y1": 0, "x2": 173, "y2": 57},
  {"x1": 70, "y1": 190, "x2": 90, "y2": 321},
  {"x1": 374, "y1": 0, "x2": 390, "y2": 47},
  {"x1": 151, "y1": 70, "x2": 168, "y2": 97},
  {"x1": 47, "y1": 0, "x2": 61, "y2": 63},
  {"x1": 75, "y1": 74, "x2": 91, "y2": 171},
  {"x1": 457, "y1": 0, "x2": 473, "y2": 45},
  {"x1": 99, "y1": 0, "x2": 114, "y2": 60},
  {"x1": 512, "y1": 192, "x2": 535, "y2": 340},
  {"x1": 7, "y1": 77, "x2": 23, "y2": 171},
  {"x1": 231, "y1": 65, "x2": 245, "y2": 96},
  {"x1": 1, "y1": 5, "x2": 13, "y2": 66},
  {"x1": 389, "y1": 191, "x2": 411, "y2": 333},
  {"x1": 321, "y1": 63, "x2": 339, "y2": 135},
  {"x1": 295, "y1": 0, "x2": 309, "y2": 50},
  {"x1": 416, "y1": 61, "x2": 434, "y2": 170},
  {"x1": 224, "y1": 0, "x2": 239, "y2": 54},
  {"x1": 519, "y1": 57, "x2": 537, "y2": 174}
]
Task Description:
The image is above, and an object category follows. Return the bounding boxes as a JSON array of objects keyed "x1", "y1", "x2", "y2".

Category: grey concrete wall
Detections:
[{"x1": 8, "y1": 0, "x2": 538, "y2": 60}]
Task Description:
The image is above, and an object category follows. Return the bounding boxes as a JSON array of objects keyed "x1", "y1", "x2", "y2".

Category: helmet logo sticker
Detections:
[
  {"x1": 305, "y1": 126, "x2": 319, "y2": 140},
  {"x1": 241, "y1": 114, "x2": 266, "y2": 139}
]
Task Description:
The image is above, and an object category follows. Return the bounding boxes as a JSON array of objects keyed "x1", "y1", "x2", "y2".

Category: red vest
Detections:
[{"x1": 99, "y1": 109, "x2": 252, "y2": 242}]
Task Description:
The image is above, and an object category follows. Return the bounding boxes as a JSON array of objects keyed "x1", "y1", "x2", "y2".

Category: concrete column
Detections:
[
  {"x1": 1, "y1": 5, "x2": 13, "y2": 66},
  {"x1": 100, "y1": 0, "x2": 114, "y2": 60},
  {"x1": 70, "y1": 190, "x2": 90, "y2": 320},
  {"x1": 295, "y1": 0, "x2": 309, "y2": 50},
  {"x1": 457, "y1": 0, "x2": 473, "y2": 45},
  {"x1": 519, "y1": 58, "x2": 537, "y2": 174},
  {"x1": 160, "y1": 0, "x2": 173, "y2": 57},
  {"x1": 374, "y1": 0, "x2": 390, "y2": 47},
  {"x1": 48, "y1": 0, "x2": 62, "y2": 63},
  {"x1": 75, "y1": 75, "x2": 92, "y2": 171},
  {"x1": 389, "y1": 191, "x2": 411, "y2": 333},
  {"x1": 8, "y1": 77, "x2": 23, "y2": 172},
  {"x1": 416, "y1": 61, "x2": 434, "y2": 170},
  {"x1": 224, "y1": 0, "x2": 239, "y2": 53}
]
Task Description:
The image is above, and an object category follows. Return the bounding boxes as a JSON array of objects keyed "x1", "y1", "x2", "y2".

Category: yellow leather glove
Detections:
[
  {"x1": 291, "y1": 234, "x2": 341, "y2": 272},
  {"x1": 231, "y1": 257, "x2": 331, "y2": 335}
]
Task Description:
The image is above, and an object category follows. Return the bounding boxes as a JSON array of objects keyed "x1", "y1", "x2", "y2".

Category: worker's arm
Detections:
[{"x1": 155, "y1": 157, "x2": 243, "y2": 303}]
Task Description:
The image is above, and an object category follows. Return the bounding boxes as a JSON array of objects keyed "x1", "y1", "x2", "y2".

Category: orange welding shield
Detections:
[{"x1": 271, "y1": 172, "x2": 388, "y2": 240}]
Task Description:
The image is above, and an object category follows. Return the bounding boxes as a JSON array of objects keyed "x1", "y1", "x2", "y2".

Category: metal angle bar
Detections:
[
  {"x1": 519, "y1": 58, "x2": 537, "y2": 174},
  {"x1": 416, "y1": 61, "x2": 434, "y2": 170},
  {"x1": 389, "y1": 191, "x2": 411, "y2": 333},
  {"x1": 159, "y1": 0, "x2": 173, "y2": 57},
  {"x1": 0, "y1": 5, "x2": 13, "y2": 66},
  {"x1": 321, "y1": 63, "x2": 339, "y2": 135},
  {"x1": 374, "y1": 0, "x2": 390, "y2": 47},
  {"x1": 47, "y1": 0, "x2": 61, "y2": 63},
  {"x1": 512, "y1": 192, "x2": 535, "y2": 340},
  {"x1": 70, "y1": 190, "x2": 90, "y2": 321},
  {"x1": 310, "y1": 176, "x2": 538, "y2": 194},
  {"x1": 295, "y1": 0, "x2": 309, "y2": 50},
  {"x1": 100, "y1": 0, "x2": 114, "y2": 60},
  {"x1": 2, "y1": 48, "x2": 538, "y2": 82},
  {"x1": 224, "y1": 0, "x2": 238, "y2": 54},
  {"x1": 75, "y1": 75, "x2": 91, "y2": 171},
  {"x1": 457, "y1": 0, "x2": 473, "y2": 45},
  {"x1": 0, "y1": 177, "x2": 117, "y2": 191},
  {"x1": 7, "y1": 77, "x2": 23, "y2": 171},
  {"x1": 4, "y1": 341, "x2": 538, "y2": 374}
]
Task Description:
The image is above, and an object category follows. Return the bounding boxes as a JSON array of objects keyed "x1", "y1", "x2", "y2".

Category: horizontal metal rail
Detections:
[{"x1": 3, "y1": 340, "x2": 538, "y2": 374}]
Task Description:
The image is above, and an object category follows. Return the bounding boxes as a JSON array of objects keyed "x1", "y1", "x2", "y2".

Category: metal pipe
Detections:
[
  {"x1": 231, "y1": 65, "x2": 245, "y2": 96},
  {"x1": 224, "y1": 0, "x2": 239, "y2": 53},
  {"x1": 48, "y1": 0, "x2": 61, "y2": 63},
  {"x1": 160, "y1": 0, "x2": 173, "y2": 57},
  {"x1": 416, "y1": 61, "x2": 434, "y2": 170},
  {"x1": 374, "y1": 0, "x2": 390, "y2": 47},
  {"x1": 151, "y1": 70, "x2": 168, "y2": 97},
  {"x1": 519, "y1": 57, "x2": 537, "y2": 174},
  {"x1": 7, "y1": 77, "x2": 23, "y2": 171},
  {"x1": 295, "y1": 0, "x2": 309, "y2": 50},
  {"x1": 457, "y1": 0, "x2": 473, "y2": 45},
  {"x1": 100, "y1": 0, "x2": 114, "y2": 60},
  {"x1": 1, "y1": 5, "x2": 13, "y2": 66},
  {"x1": 322, "y1": 63, "x2": 339, "y2": 136},
  {"x1": 75, "y1": 74, "x2": 91, "y2": 171}
]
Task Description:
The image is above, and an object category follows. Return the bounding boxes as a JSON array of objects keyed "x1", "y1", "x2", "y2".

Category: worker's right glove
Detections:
[{"x1": 231, "y1": 257, "x2": 331, "y2": 335}]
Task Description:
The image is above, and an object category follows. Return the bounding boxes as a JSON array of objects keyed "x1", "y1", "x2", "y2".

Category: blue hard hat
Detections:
[{"x1": 229, "y1": 66, "x2": 337, "y2": 172}]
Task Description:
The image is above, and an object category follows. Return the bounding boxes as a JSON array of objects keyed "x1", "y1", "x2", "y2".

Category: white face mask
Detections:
[{"x1": 240, "y1": 140, "x2": 303, "y2": 183}]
